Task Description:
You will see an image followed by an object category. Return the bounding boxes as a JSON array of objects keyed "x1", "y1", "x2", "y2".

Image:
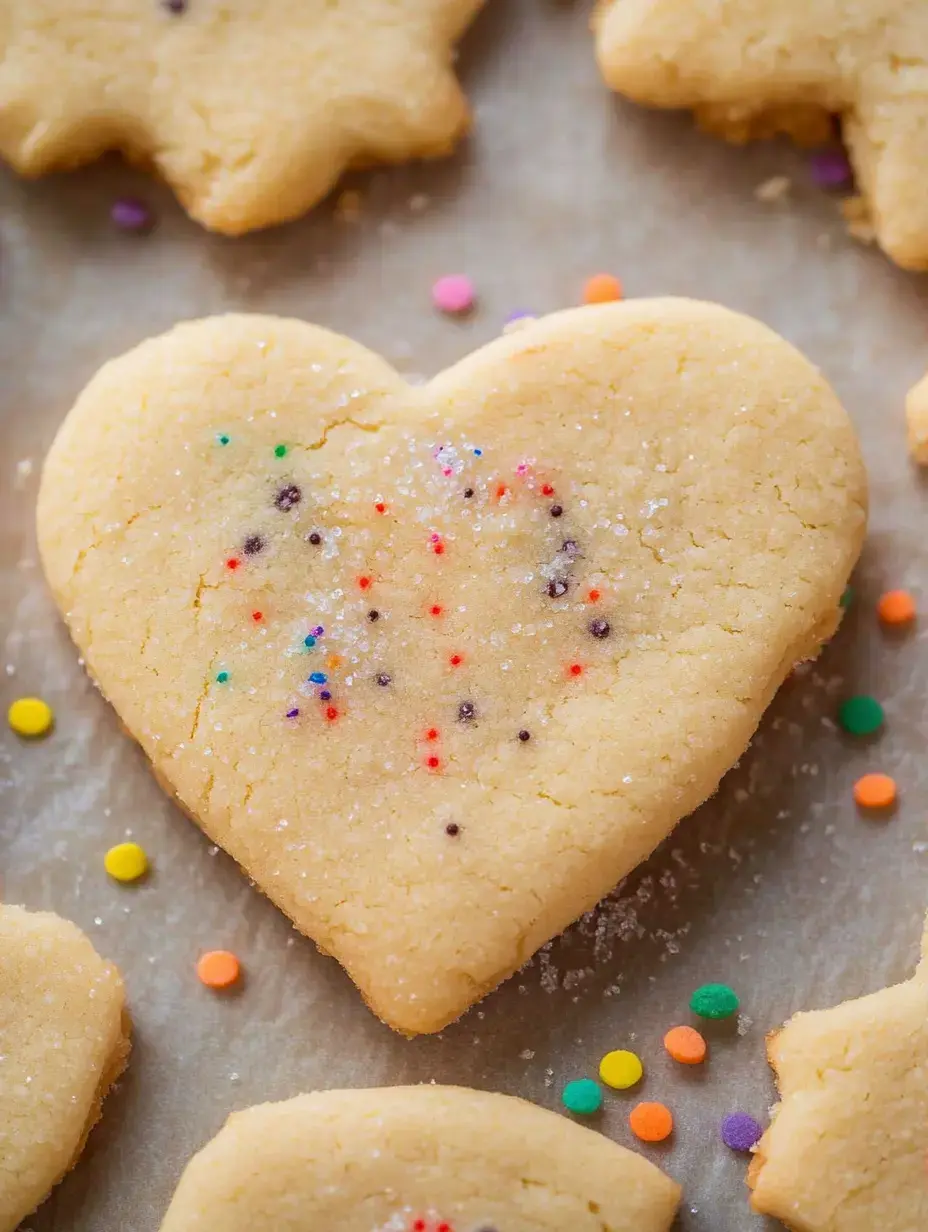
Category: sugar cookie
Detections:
[
  {"x1": 158, "y1": 1085, "x2": 680, "y2": 1231},
  {"x1": 0, "y1": 0, "x2": 483, "y2": 234},
  {"x1": 0, "y1": 903, "x2": 129, "y2": 1232},
  {"x1": 906, "y1": 370, "x2": 928, "y2": 464},
  {"x1": 749, "y1": 912, "x2": 928, "y2": 1229},
  {"x1": 595, "y1": 2, "x2": 928, "y2": 269},
  {"x1": 37, "y1": 301, "x2": 866, "y2": 1034}
]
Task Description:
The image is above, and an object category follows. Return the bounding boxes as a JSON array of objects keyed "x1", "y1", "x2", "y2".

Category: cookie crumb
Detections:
[
  {"x1": 754, "y1": 174, "x2": 792, "y2": 203},
  {"x1": 334, "y1": 189, "x2": 362, "y2": 222},
  {"x1": 841, "y1": 195, "x2": 876, "y2": 245}
]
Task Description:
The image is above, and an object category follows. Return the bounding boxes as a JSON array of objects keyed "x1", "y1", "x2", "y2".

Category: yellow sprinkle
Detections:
[
  {"x1": 599, "y1": 1049, "x2": 644, "y2": 1090},
  {"x1": 104, "y1": 842, "x2": 149, "y2": 883},
  {"x1": 8, "y1": 696, "x2": 54, "y2": 738}
]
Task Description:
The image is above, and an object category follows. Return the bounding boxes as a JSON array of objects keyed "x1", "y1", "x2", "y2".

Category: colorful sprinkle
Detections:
[
  {"x1": 432, "y1": 541, "x2": 446, "y2": 556},
  {"x1": 319, "y1": 690, "x2": 332, "y2": 701},
  {"x1": 809, "y1": 149, "x2": 853, "y2": 189},
  {"x1": 196, "y1": 950, "x2": 241, "y2": 990},
  {"x1": 111, "y1": 197, "x2": 153, "y2": 232},
  {"x1": 547, "y1": 579, "x2": 568, "y2": 598},
  {"x1": 457, "y1": 701, "x2": 476, "y2": 722},
  {"x1": 368, "y1": 609, "x2": 380, "y2": 622},
  {"x1": 358, "y1": 576, "x2": 373, "y2": 591},
  {"x1": 309, "y1": 672, "x2": 327, "y2": 685},
  {"x1": 216, "y1": 671, "x2": 229, "y2": 684},
  {"x1": 430, "y1": 604, "x2": 444, "y2": 617},
  {"x1": 690, "y1": 983, "x2": 739, "y2": 1020},
  {"x1": 251, "y1": 611, "x2": 263, "y2": 623},
  {"x1": 7, "y1": 697, "x2": 54, "y2": 737},
  {"x1": 541, "y1": 483, "x2": 555, "y2": 496},
  {"x1": 275, "y1": 483, "x2": 301, "y2": 510},
  {"x1": 853, "y1": 772, "x2": 897, "y2": 810},
  {"x1": 473, "y1": 448, "x2": 483, "y2": 457},
  {"x1": 425, "y1": 728, "x2": 440, "y2": 742},
  {"x1": 426, "y1": 755, "x2": 441, "y2": 770},
  {"x1": 562, "y1": 539, "x2": 580, "y2": 557},
  {"x1": 104, "y1": 841, "x2": 149, "y2": 883},
  {"x1": 561, "y1": 1078, "x2": 603, "y2": 1116},
  {"x1": 243, "y1": 536, "x2": 264, "y2": 557},
  {"x1": 274, "y1": 443, "x2": 288, "y2": 458},
  {"x1": 549, "y1": 504, "x2": 563, "y2": 518},
  {"x1": 838, "y1": 695, "x2": 884, "y2": 736},
  {"x1": 312, "y1": 626, "x2": 324, "y2": 637},
  {"x1": 518, "y1": 729, "x2": 531, "y2": 742},
  {"x1": 217, "y1": 433, "x2": 231, "y2": 446},
  {"x1": 598, "y1": 1049, "x2": 643, "y2": 1090},
  {"x1": 286, "y1": 707, "x2": 300, "y2": 718},
  {"x1": 567, "y1": 663, "x2": 584, "y2": 678},
  {"x1": 720, "y1": 1112, "x2": 763, "y2": 1152},
  {"x1": 839, "y1": 584, "x2": 854, "y2": 608},
  {"x1": 463, "y1": 487, "x2": 474, "y2": 499},
  {"x1": 449, "y1": 653, "x2": 464, "y2": 667},
  {"x1": 325, "y1": 706, "x2": 339, "y2": 722},
  {"x1": 582, "y1": 273, "x2": 623, "y2": 305},
  {"x1": 445, "y1": 822, "x2": 460, "y2": 837},
  {"x1": 587, "y1": 588, "x2": 601, "y2": 602},
  {"x1": 432, "y1": 274, "x2": 476, "y2": 315},
  {"x1": 226, "y1": 557, "x2": 240, "y2": 570},
  {"x1": 304, "y1": 635, "x2": 317, "y2": 648},
  {"x1": 878, "y1": 589, "x2": 916, "y2": 626},
  {"x1": 663, "y1": 1025, "x2": 707, "y2": 1065},
  {"x1": 376, "y1": 673, "x2": 392, "y2": 687},
  {"x1": 589, "y1": 618, "x2": 610, "y2": 639},
  {"x1": 629, "y1": 1102, "x2": 673, "y2": 1143},
  {"x1": 308, "y1": 531, "x2": 322, "y2": 545},
  {"x1": 374, "y1": 501, "x2": 387, "y2": 514}
]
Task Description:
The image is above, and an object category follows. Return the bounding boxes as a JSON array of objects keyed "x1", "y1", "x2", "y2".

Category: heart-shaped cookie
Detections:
[
  {"x1": 0, "y1": 904, "x2": 129, "y2": 1232},
  {"x1": 37, "y1": 301, "x2": 866, "y2": 1034},
  {"x1": 158, "y1": 1085, "x2": 681, "y2": 1231}
]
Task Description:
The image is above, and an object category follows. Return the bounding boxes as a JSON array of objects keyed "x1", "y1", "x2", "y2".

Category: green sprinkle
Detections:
[
  {"x1": 561, "y1": 1078, "x2": 602, "y2": 1116},
  {"x1": 274, "y1": 443, "x2": 288, "y2": 458},
  {"x1": 216, "y1": 671, "x2": 229, "y2": 684},
  {"x1": 690, "y1": 983, "x2": 739, "y2": 1020},
  {"x1": 217, "y1": 433, "x2": 230, "y2": 446},
  {"x1": 838, "y1": 695, "x2": 884, "y2": 736},
  {"x1": 839, "y1": 585, "x2": 854, "y2": 609}
]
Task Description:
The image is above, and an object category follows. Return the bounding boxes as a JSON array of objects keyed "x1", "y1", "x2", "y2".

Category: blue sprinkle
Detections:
[
  {"x1": 472, "y1": 447, "x2": 483, "y2": 457},
  {"x1": 309, "y1": 672, "x2": 327, "y2": 685},
  {"x1": 304, "y1": 635, "x2": 316, "y2": 648},
  {"x1": 286, "y1": 707, "x2": 300, "y2": 718},
  {"x1": 319, "y1": 689, "x2": 332, "y2": 701}
]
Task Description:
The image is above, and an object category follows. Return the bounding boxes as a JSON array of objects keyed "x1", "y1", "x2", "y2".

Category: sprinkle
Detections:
[
  {"x1": 319, "y1": 690, "x2": 331, "y2": 701},
  {"x1": 629, "y1": 1102, "x2": 673, "y2": 1143},
  {"x1": 561, "y1": 1078, "x2": 602, "y2": 1116},
  {"x1": 309, "y1": 672, "x2": 327, "y2": 685},
  {"x1": 432, "y1": 541, "x2": 446, "y2": 555},
  {"x1": 839, "y1": 584, "x2": 854, "y2": 608},
  {"x1": 720, "y1": 1112, "x2": 763, "y2": 1152},
  {"x1": 274, "y1": 443, "x2": 288, "y2": 458},
  {"x1": 368, "y1": 610, "x2": 380, "y2": 622},
  {"x1": 473, "y1": 448, "x2": 483, "y2": 457},
  {"x1": 164, "y1": 0, "x2": 187, "y2": 11},
  {"x1": 430, "y1": 604, "x2": 444, "y2": 617},
  {"x1": 104, "y1": 841, "x2": 149, "y2": 883},
  {"x1": 853, "y1": 773, "x2": 897, "y2": 810},
  {"x1": 8, "y1": 697, "x2": 54, "y2": 737},
  {"x1": 549, "y1": 504, "x2": 563, "y2": 518},
  {"x1": 326, "y1": 654, "x2": 342, "y2": 669},
  {"x1": 445, "y1": 822, "x2": 460, "y2": 837},
  {"x1": 809, "y1": 149, "x2": 853, "y2": 189},
  {"x1": 286, "y1": 707, "x2": 300, "y2": 718},
  {"x1": 599, "y1": 1049, "x2": 643, "y2": 1090},
  {"x1": 251, "y1": 611, "x2": 263, "y2": 623},
  {"x1": 304, "y1": 635, "x2": 316, "y2": 648},
  {"x1": 374, "y1": 501, "x2": 387, "y2": 514},
  {"x1": 663, "y1": 1025, "x2": 707, "y2": 1065},
  {"x1": 312, "y1": 626, "x2": 324, "y2": 637},
  {"x1": 217, "y1": 433, "x2": 231, "y2": 446},
  {"x1": 463, "y1": 488, "x2": 474, "y2": 499},
  {"x1": 878, "y1": 589, "x2": 916, "y2": 626},
  {"x1": 425, "y1": 728, "x2": 440, "y2": 742},
  {"x1": 690, "y1": 983, "x2": 739, "y2": 1020},
  {"x1": 196, "y1": 950, "x2": 241, "y2": 990},
  {"x1": 216, "y1": 671, "x2": 229, "y2": 684},
  {"x1": 308, "y1": 531, "x2": 322, "y2": 545},
  {"x1": 518, "y1": 729, "x2": 531, "y2": 742},
  {"x1": 358, "y1": 576, "x2": 373, "y2": 591},
  {"x1": 838, "y1": 695, "x2": 884, "y2": 736},
  {"x1": 541, "y1": 483, "x2": 555, "y2": 496},
  {"x1": 449, "y1": 653, "x2": 464, "y2": 667},
  {"x1": 562, "y1": 539, "x2": 580, "y2": 557},
  {"x1": 589, "y1": 618, "x2": 611, "y2": 639},
  {"x1": 458, "y1": 701, "x2": 476, "y2": 722},
  {"x1": 432, "y1": 274, "x2": 476, "y2": 315},
  {"x1": 243, "y1": 535, "x2": 264, "y2": 555},
  {"x1": 275, "y1": 483, "x2": 301, "y2": 510},
  {"x1": 226, "y1": 557, "x2": 240, "y2": 570},
  {"x1": 495, "y1": 483, "x2": 509, "y2": 502},
  {"x1": 582, "y1": 273, "x2": 623, "y2": 305},
  {"x1": 325, "y1": 706, "x2": 339, "y2": 722},
  {"x1": 568, "y1": 663, "x2": 584, "y2": 678},
  {"x1": 111, "y1": 197, "x2": 153, "y2": 232},
  {"x1": 547, "y1": 579, "x2": 568, "y2": 599},
  {"x1": 587, "y1": 588, "x2": 601, "y2": 602},
  {"x1": 426, "y1": 755, "x2": 441, "y2": 770},
  {"x1": 376, "y1": 672, "x2": 392, "y2": 687}
]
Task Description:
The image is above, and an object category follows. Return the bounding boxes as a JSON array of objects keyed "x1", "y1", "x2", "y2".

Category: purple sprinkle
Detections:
[
  {"x1": 809, "y1": 149, "x2": 853, "y2": 190},
  {"x1": 110, "y1": 197, "x2": 153, "y2": 232},
  {"x1": 319, "y1": 689, "x2": 331, "y2": 701},
  {"x1": 506, "y1": 309, "x2": 532, "y2": 323},
  {"x1": 720, "y1": 1113, "x2": 763, "y2": 1152},
  {"x1": 311, "y1": 625, "x2": 324, "y2": 637},
  {"x1": 285, "y1": 707, "x2": 300, "y2": 719}
]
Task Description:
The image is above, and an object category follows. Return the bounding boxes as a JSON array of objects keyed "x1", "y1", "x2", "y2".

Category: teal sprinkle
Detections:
[
  {"x1": 216, "y1": 671, "x2": 229, "y2": 684},
  {"x1": 561, "y1": 1078, "x2": 602, "y2": 1116},
  {"x1": 274, "y1": 443, "x2": 288, "y2": 458},
  {"x1": 217, "y1": 433, "x2": 231, "y2": 446},
  {"x1": 309, "y1": 671, "x2": 327, "y2": 685},
  {"x1": 304, "y1": 635, "x2": 317, "y2": 649}
]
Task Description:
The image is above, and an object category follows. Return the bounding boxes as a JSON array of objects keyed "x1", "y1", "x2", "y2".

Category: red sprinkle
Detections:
[
  {"x1": 426, "y1": 755, "x2": 441, "y2": 770},
  {"x1": 226, "y1": 558, "x2": 240, "y2": 570},
  {"x1": 495, "y1": 483, "x2": 509, "y2": 501},
  {"x1": 430, "y1": 604, "x2": 443, "y2": 617},
  {"x1": 325, "y1": 706, "x2": 339, "y2": 722},
  {"x1": 251, "y1": 611, "x2": 263, "y2": 622},
  {"x1": 568, "y1": 663, "x2": 584, "y2": 677},
  {"x1": 433, "y1": 542, "x2": 445, "y2": 555},
  {"x1": 425, "y1": 728, "x2": 440, "y2": 742},
  {"x1": 358, "y1": 576, "x2": 373, "y2": 591},
  {"x1": 541, "y1": 483, "x2": 555, "y2": 496},
  {"x1": 587, "y1": 588, "x2": 601, "y2": 602},
  {"x1": 374, "y1": 502, "x2": 386, "y2": 514},
  {"x1": 449, "y1": 653, "x2": 463, "y2": 667}
]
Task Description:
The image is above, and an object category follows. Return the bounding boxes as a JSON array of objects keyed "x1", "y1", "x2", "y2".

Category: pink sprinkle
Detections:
[
  {"x1": 442, "y1": 467, "x2": 453, "y2": 476},
  {"x1": 432, "y1": 274, "x2": 476, "y2": 315}
]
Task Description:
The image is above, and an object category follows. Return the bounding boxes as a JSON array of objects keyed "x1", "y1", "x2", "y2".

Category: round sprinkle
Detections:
[
  {"x1": 426, "y1": 755, "x2": 441, "y2": 769},
  {"x1": 304, "y1": 635, "x2": 317, "y2": 648},
  {"x1": 319, "y1": 690, "x2": 332, "y2": 701},
  {"x1": 853, "y1": 772, "x2": 897, "y2": 810},
  {"x1": 629, "y1": 1102, "x2": 673, "y2": 1143},
  {"x1": 274, "y1": 443, "x2": 288, "y2": 458},
  {"x1": 541, "y1": 483, "x2": 555, "y2": 496},
  {"x1": 561, "y1": 1078, "x2": 602, "y2": 1116},
  {"x1": 426, "y1": 728, "x2": 440, "y2": 742},
  {"x1": 838, "y1": 695, "x2": 884, "y2": 736},
  {"x1": 308, "y1": 531, "x2": 322, "y2": 545},
  {"x1": 325, "y1": 706, "x2": 339, "y2": 722},
  {"x1": 599, "y1": 1049, "x2": 643, "y2": 1090},
  {"x1": 445, "y1": 822, "x2": 460, "y2": 837},
  {"x1": 274, "y1": 483, "x2": 301, "y2": 510},
  {"x1": 111, "y1": 197, "x2": 153, "y2": 232},
  {"x1": 358, "y1": 576, "x2": 373, "y2": 591},
  {"x1": 226, "y1": 557, "x2": 240, "y2": 570},
  {"x1": 473, "y1": 448, "x2": 483, "y2": 457},
  {"x1": 286, "y1": 707, "x2": 300, "y2": 718},
  {"x1": 449, "y1": 653, "x2": 463, "y2": 667},
  {"x1": 839, "y1": 584, "x2": 854, "y2": 608},
  {"x1": 376, "y1": 672, "x2": 392, "y2": 687},
  {"x1": 518, "y1": 729, "x2": 531, "y2": 742},
  {"x1": 368, "y1": 609, "x2": 380, "y2": 622},
  {"x1": 690, "y1": 983, "x2": 739, "y2": 1020},
  {"x1": 547, "y1": 579, "x2": 568, "y2": 599},
  {"x1": 463, "y1": 487, "x2": 475, "y2": 499},
  {"x1": 251, "y1": 611, "x2": 263, "y2": 623},
  {"x1": 8, "y1": 697, "x2": 54, "y2": 737},
  {"x1": 720, "y1": 1112, "x2": 763, "y2": 1152},
  {"x1": 549, "y1": 504, "x2": 563, "y2": 518},
  {"x1": 458, "y1": 701, "x2": 476, "y2": 722},
  {"x1": 587, "y1": 588, "x2": 601, "y2": 602},
  {"x1": 374, "y1": 501, "x2": 387, "y2": 514},
  {"x1": 312, "y1": 626, "x2": 324, "y2": 637},
  {"x1": 583, "y1": 273, "x2": 623, "y2": 305},
  {"x1": 196, "y1": 950, "x2": 240, "y2": 990},
  {"x1": 663, "y1": 1025, "x2": 707, "y2": 1065},
  {"x1": 432, "y1": 273, "x2": 476, "y2": 315},
  {"x1": 809, "y1": 149, "x2": 852, "y2": 189},
  {"x1": 309, "y1": 672, "x2": 327, "y2": 685},
  {"x1": 216, "y1": 671, "x2": 229, "y2": 684},
  {"x1": 589, "y1": 618, "x2": 611, "y2": 639},
  {"x1": 878, "y1": 589, "x2": 916, "y2": 626},
  {"x1": 568, "y1": 663, "x2": 584, "y2": 678},
  {"x1": 430, "y1": 604, "x2": 443, "y2": 617},
  {"x1": 217, "y1": 433, "x2": 231, "y2": 446},
  {"x1": 104, "y1": 841, "x2": 148, "y2": 883}
]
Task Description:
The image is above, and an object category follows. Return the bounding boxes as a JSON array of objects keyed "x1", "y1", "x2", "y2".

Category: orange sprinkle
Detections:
[
  {"x1": 663, "y1": 1025, "x2": 707, "y2": 1066},
  {"x1": 629, "y1": 1102, "x2": 673, "y2": 1143},
  {"x1": 587, "y1": 589, "x2": 601, "y2": 603},
  {"x1": 358, "y1": 576, "x2": 372, "y2": 591},
  {"x1": 251, "y1": 611, "x2": 263, "y2": 622},
  {"x1": 877, "y1": 589, "x2": 916, "y2": 626},
  {"x1": 449, "y1": 654, "x2": 463, "y2": 667},
  {"x1": 374, "y1": 502, "x2": 387, "y2": 514},
  {"x1": 583, "y1": 273, "x2": 623, "y2": 305},
  {"x1": 495, "y1": 483, "x2": 509, "y2": 501},
  {"x1": 196, "y1": 950, "x2": 240, "y2": 990},
  {"x1": 853, "y1": 772, "x2": 897, "y2": 810},
  {"x1": 568, "y1": 663, "x2": 584, "y2": 678},
  {"x1": 326, "y1": 654, "x2": 342, "y2": 670}
]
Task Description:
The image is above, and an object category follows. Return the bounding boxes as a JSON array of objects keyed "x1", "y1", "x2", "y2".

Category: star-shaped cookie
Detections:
[
  {"x1": 0, "y1": 0, "x2": 483, "y2": 234},
  {"x1": 0, "y1": 903, "x2": 129, "y2": 1232},
  {"x1": 749, "y1": 911, "x2": 928, "y2": 1230},
  {"x1": 159, "y1": 1085, "x2": 681, "y2": 1231},
  {"x1": 595, "y1": 1, "x2": 928, "y2": 269}
]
